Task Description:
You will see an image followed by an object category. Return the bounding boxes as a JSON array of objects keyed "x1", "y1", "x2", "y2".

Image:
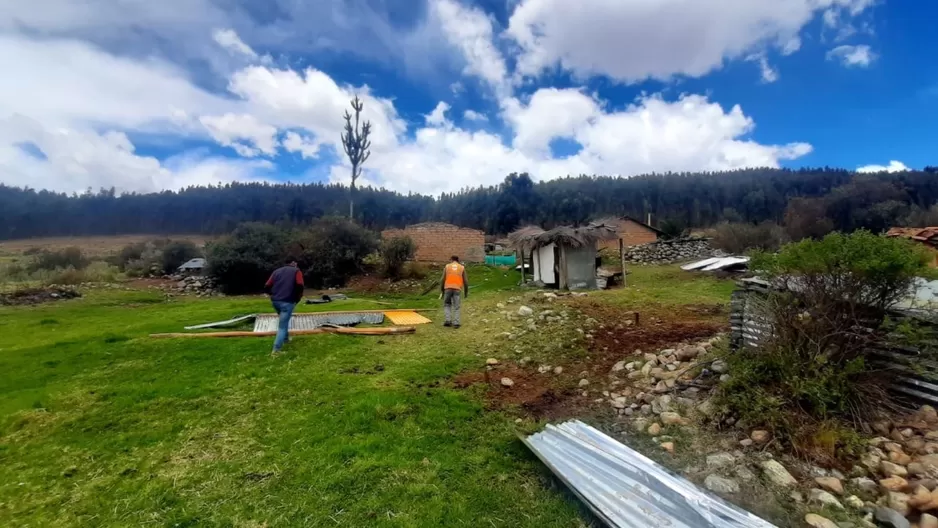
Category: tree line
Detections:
[{"x1": 2, "y1": 166, "x2": 938, "y2": 240}]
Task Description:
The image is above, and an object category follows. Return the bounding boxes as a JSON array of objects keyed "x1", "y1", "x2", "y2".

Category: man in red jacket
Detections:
[{"x1": 264, "y1": 258, "x2": 304, "y2": 355}]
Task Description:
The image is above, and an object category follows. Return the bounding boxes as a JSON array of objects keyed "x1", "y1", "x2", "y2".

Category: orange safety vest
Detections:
[{"x1": 443, "y1": 262, "x2": 465, "y2": 290}]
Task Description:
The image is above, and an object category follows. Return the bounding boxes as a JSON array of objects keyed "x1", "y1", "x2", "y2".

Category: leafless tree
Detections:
[{"x1": 340, "y1": 96, "x2": 372, "y2": 220}]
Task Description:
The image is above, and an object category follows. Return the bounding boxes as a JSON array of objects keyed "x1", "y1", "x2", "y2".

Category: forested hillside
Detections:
[{"x1": 2, "y1": 167, "x2": 938, "y2": 240}]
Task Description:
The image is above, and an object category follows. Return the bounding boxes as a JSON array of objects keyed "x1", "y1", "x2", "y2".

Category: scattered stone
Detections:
[
  {"x1": 660, "y1": 412, "x2": 684, "y2": 426},
  {"x1": 902, "y1": 428, "x2": 915, "y2": 438},
  {"x1": 706, "y1": 453, "x2": 736, "y2": 469},
  {"x1": 739, "y1": 439, "x2": 754, "y2": 448},
  {"x1": 881, "y1": 461, "x2": 909, "y2": 478},
  {"x1": 804, "y1": 514, "x2": 839, "y2": 528},
  {"x1": 909, "y1": 487, "x2": 938, "y2": 510},
  {"x1": 852, "y1": 477, "x2": 878, "y2": 493},
  {"x1": 880, "y1": 476, "x2": 908, "y2": 492},
  {"x1": 889, "y1": 451, "x2": 912, "y2": 466},
  {"x1": 874, "y1": 506, "x2": 911, "y2": 528},
  {"x1": 760, "y1": 460, "x2": 797, "y2": 487},
  {"x1": 553, "y1": 366, "x2": 563, "y2": 375},
  {"x1": 809, "y1": 488, "x2": 844, "y2": 509},
  {"x1": 790, "y1": 491, "x2": 804, "y2": 504},
  {"x1": 644, "y1": 353, "x2": 658, "y2": 363},
  {"x1": 611, "y1": 361, "x2": 626, "y2": 372},
  {"x1": 660, "y1": 442, "x2": 675, "y2": 454},
  {"x1": 500, "y1": 378, "x2": 514, "y2": 387},
  {"x1": 711, "y1": 359, "x2": 729, "y2": 374},
  {"x1": 676, "y1": 346, "x2": 703, "y2": 362},
  {"x1": 652, "y1": 395, "x2": 673, "y2": 414},
  {"x1": 518, "y1": 306, "x2": 534, "y2": 317},
  {"x1": 696, "y1": 400, "x2": 716, "y2": 417},
  {"x1": 578, "y1": 378, "x2": 590, "y2": 387},
  {"x1": 537, "y1": 365, "x2": 552, "y2": 374},
  {"x1": 719, "y1": 374, "x2": 731, "y2": 383},
  {"x1": 486, "y1": 358, "x2": 500, "y2": 366},
  {"x1": 627, "y1": 371, "x2": 644, "y2": 380},
  {"x1": 815, "y1": 476, "x2": 844, "y2": 495},
  {"x1": 704, "y1": 475, "x2": 740, "y2": 494},
  {"x1": 645, "y1": 422, "x2": 662, "y2": 436},
  {"x1": 632, "y1": 418, "x2": 649, "y2": 432},
  {"x1": 844, "y1": 495, "x2": 865, "y2": 509},
  {"x1": 640, "y1": 404, "x2": 652, "y2": 415},
  {"x1": 909, "y1": 462, "x2": 928, "y2": 477},
  {"x1": 735, "y1": 466, "x2": 756, "y2": 482},
  {"x1": 751, "y1": 430, "x2": 770, "y2": 444},
  {"x1": 887, "y1": 491, "x2": 911, "y2": 516},
  {"x1": 641, "y1": 362, "x2": 654, "y2": 377},
  {"x1": 922, "y1": 513, "x2": 938, "y2": 528}
]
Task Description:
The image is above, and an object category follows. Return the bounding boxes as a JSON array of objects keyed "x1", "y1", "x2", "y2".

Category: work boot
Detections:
[
  {"x1": 443, "y1": 322, "x2": 452, "y2": 327},
  {"x1": 453, "y1": 324, "x2": 461, "y2": 329}
]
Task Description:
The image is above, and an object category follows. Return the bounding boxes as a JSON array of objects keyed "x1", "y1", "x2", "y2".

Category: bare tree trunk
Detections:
[{"x1": 349, "y1": 164, "x2": 357, "y2": 220}]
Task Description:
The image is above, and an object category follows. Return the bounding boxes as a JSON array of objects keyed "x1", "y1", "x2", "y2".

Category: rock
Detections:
[
  {"x1": 537, "y1": 365, "x2": 552, "y2": 374},
  {"x1": 906, "y1": 437, "x2": 926, "y2": 454},
  {"x1": 578, "y1": 379, "x2": 590, "y2": 387},
  {"x1": 761, "y1": 460, "x2": 797, "y2": 487},
  {"x1": 706, "y1": 453, "x2": 737, "y2": 469},
  {"x1": 486, "y1": 358, "x2": 500, "y2": 365},
  {"x1": 641, "y1": 404, "x2": 652, "y2": 415},
  {"x1": 902, "y1": 428, "x2": 915, "y2": 438},
  {"x1": 885, "y1": 442, "x2": 905, "y2": 454},
  {"x1": 696, "y1": 400, "x2": 716, "y2": 417},
  {"x1": 804, "y1": 514, "x2": 839, "y2": 528},
  {"x1": 652, "y1": 395, "x2": 673, "y2": 414},
  {"x1": 910, "y1": 462, "x2": 928, "y2": 477},
  {"x1": 816, "y1": 476, "x2": 845, "y2": 495},
  {"x1": 553, "y1": 366, "x2": 563, "y2": 375},
  {"x1": 500, "y1": 378, "x2": 514, "y2": 387},
  {"x1": 918, "y1": 455, "x2": 938, "y2": 474},
  {"x1": 649, "y1": 368, "x2": 665, "y2": 379},
  {"x1": 719, "y1": 374, "x2": 731, "y2": 383},
  {"x1": 518, "y1": 306, "x2": 534, "y2": 317},
  {"x1": 874, "y1": 506, "x2": 911, "y2": 528},
  {"x1": 740, "y1": 438, "x2": 754, "y2": 447},
  {"x1": 736, "y1": 466, "x2": 756, "y2": 482},
  {"x1": 632, "y1": 418, "x2": 649, "y2": 432},
  {"x1": 908, "y1": 486, "x2": 938, "y2": 510},
  {"x1": 887, "y1": 491, "x2": 911, "y2": 516},
  {"x1": 882, "y1": 461, "x2": 909, "y2": 478},
  {"x1": 612, "y1": 397, "x2": 628, "y2": 409},
  {"x1": 611, "y1": 361, "x2": 626, "y2": 372},
  {"x1": 809, "y1": 488, "x2": 844, "y2": 509},
  {"x1": 660, "y1": 412, "x2": 684, "y2": 426},
  {"x1": 641, "y1": 362, "x2": 654, "y2": 377},
  {"x1": 711, "y1": 359, "x2": 729, "y2": 373},
  {"x1": 704, "y1": 475, "x2": 740, "y2": 494},
  {"x1": 845, "y1": 495, "x2": 865, "y2": 509},
  {"x1": 922, "y1": 513, "x2": 938, "y2": 528},
  {"x1": 880, "y1": 476, "x2": 909, "y2": 492},
  {"x1": 751, "y1": 430, "x2": 770, "y2": 443},
  {"x1": 890, "y1": 452, "x2": 913, "y2": 466},
  {"x1": 643, "y1": 353, "x2": 658, "y2": 363},
  {"x1": 660, "y1": 442, "x2": 675, "y2": 454},
  {"x1": 852, "y1": 477, "x2": 879, "y2": 493},
  {"x1": 627, "y1": 371, "x2": 644, "y2": 380},
  {"x1": 676, "y1": 346, "x2": 703, "y2": 362},
  {"x1": 648, "y1": 423, "x2": 662, "y2": 436}
]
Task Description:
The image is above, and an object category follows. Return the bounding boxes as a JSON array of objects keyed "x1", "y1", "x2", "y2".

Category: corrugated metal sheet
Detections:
[
  {"x1": 523, "y1": 421, "x2": 776, "y2": 528},
  {"x1": 730, "y1": 280, "x2": 938, "y2": 406},
  {"x1": 681, "y1": 256, "x2": 750, "y2": 272},
  {"x1": 383, "y1": 311, "x2": 432, "y2": 325},
  {"x1": 253, "y1": 313, "x2": 385, "y2": 332}
]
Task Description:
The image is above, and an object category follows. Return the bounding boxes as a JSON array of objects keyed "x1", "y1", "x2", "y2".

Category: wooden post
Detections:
[
  {"x1": 619, "y1": 238, "x2": 628, "y2": 288},
  {"x1": 559, "y1": 246, "x2": 569, "y2": 290},
  {"x1": 518, "y1": 249, "x2": 524, "y2": 285}
]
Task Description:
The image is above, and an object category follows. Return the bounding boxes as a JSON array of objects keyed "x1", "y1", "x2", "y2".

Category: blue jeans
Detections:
[{"x1": 271, "y1": 301, "x2": 295, "y2": 351}]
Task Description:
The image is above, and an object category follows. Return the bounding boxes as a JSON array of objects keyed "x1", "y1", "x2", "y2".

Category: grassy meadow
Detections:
[{"x1": 0, "y1": 264, "x2": 735, "y2": 527}]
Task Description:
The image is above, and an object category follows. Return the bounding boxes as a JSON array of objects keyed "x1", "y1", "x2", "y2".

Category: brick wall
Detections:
[
  {"x1": 381, "y1": 223, "x2": 485, "y2": 263},
  {"x1": 599, "y1": 218, "x2": 659, "y2": 251}
]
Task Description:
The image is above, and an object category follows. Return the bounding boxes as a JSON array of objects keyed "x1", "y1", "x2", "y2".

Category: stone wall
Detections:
[
  {"x1": 381, "y1": 222, "x2": 485, "y2": 263},
  {"x1": 623, "y1": 237, "x2": 716, "y2": 264}
]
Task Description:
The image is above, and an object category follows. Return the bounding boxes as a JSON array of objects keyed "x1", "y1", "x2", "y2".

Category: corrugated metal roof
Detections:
[
  {"x1": 523, "y1": 421, "x2": 776, "y2": 528},
  {"x1": 178, "y1": 258, "x2": 206, "y2": 270},
  {"x1": 253, "y1": 312, "x2": 385, "y2": 332},
  {"x1": 682, "y1": 256, "x2": 750, "y2": 272}
]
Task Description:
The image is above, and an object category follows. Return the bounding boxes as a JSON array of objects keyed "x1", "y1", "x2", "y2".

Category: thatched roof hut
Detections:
[{"x1": 508, "y1": 222, "x2": 617, "y2": 290}]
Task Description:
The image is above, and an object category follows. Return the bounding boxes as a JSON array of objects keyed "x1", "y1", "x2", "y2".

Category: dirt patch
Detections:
[
  {"x1": 346, "y1": 275, "x2": 429, "y2": 295},
  {"x1": 453, "y1": 366, "x2": 584, "y2": 419},
  {"x1": 0, "y1": 287, "x2": 81, "y2": 306}
]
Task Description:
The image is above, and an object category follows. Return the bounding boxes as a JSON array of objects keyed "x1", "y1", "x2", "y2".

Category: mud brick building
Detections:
[
  {"x1": 597, "y1": 216, "x2": 663, "y2": 251},
  {"x1": 381, "y1": 223, "x2": 485, "y2": 263}
]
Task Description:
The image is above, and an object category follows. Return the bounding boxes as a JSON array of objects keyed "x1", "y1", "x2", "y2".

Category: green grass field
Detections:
[{"x1": 0, "y1": 265, "x2": 734, "y2": 527}]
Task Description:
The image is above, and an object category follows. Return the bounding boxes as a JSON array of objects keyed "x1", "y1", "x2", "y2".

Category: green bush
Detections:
[
  {"x1": 41, "y1": 261, "x2": 121, "y2": 286},
  {"x1": 115, "y1": 238, "x2": 198, "y2": 276},
  {"x1": 207, "y1": 223, "x2": 291, "y2": 294},
  {"x1": 718, "y1": 231, "x2": 931, "y2": 459},
  {"x1": 31, "y1": 247, "x2": 89, "y2": 271},
  {"x1": 710, "y1": 221, "x2": 786, "y2": 254},
  {"x1": 380, "y1": 235, "x2": 416, "y2": 279},
  {"x1": 160, "y1": 240, "x2": 201, "y2": 274},
  {"x1": 293, "y1": 217, "x2": 379, "y2": 288}
]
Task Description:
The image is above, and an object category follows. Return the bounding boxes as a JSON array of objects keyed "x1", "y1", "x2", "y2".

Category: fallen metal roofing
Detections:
[
  {"x1": 253, "y1": 312, "x2": 385, "y2": 332},
  {"x1": 522, "y1": 420, "x2": 776, "y2": 528},
  {"x1": 682, "y1": 256, "x2": 750, "y2": 272}
]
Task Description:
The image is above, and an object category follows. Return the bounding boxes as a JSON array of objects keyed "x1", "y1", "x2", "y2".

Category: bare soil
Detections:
[
  {"x1": 0, "y1": 287, "x2": 81, "y2": 306},
  {"x1": 0, "y1": 234, "x2": 210, "y2": 257}
]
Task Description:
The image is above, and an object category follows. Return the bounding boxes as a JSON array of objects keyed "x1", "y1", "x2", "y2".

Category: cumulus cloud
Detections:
[
  {"x1": 826, "y1": 44, "x2": 875, "y2": 67},
  {"x1": 426, "y1": 102, "x2": 451, "y2": 126},
  {"x1": 431, "y1": 0, "x2": 510, "y2": 96},
  {"x1": 282, "y1": 132, "x2": 321, "y2": 159},
  {"x1": 212, "y1": 28, "x2": 258, "y2": 59},
  {"x1": 857, "y1": 160, "x2": 909, "y2": 173},
  {"x1": 463, "y1": 110, "x2": 488, "y2": 122},
  {"x1": 506, "y1": 0, "x2": 875, "y2": 82},
  {"x1": 199, "y1": 113, "x2": 279, "y2": 157}
]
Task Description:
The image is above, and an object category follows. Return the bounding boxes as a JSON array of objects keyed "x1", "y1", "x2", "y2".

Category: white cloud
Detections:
[
  {"x1": 212, "y1": 28, "x2": 258, "y2": 59},
  {"x1": 463, "y1": 110, "x2": 488, "y2": 122},
  {"x1": 432, "y1": 0, "x2": 510, "y2": 96},
  {"x1": 781, "y1": 36, "x2": 802, "y2": 56},
  {"x1": 504, "y1": 88, "x2": 600, "y2": 154},
  {"x1": 199, "y1": 113, "x2": 279, "y2": 157},
  {"x1": 426, "y1": 102, "x2": 451, "y2": 126},
  {"x1": 826, "y1": 44, "x2": 875, "y2": 67},
  {"x1": 282, "y1": 131, "x2": 321, "y2": 159},
  {"x1": 506, "y1": 0, "x2": 875, "y2": 83},
  {"x1": 857, "y1": 160, "x2": 909, "y2": 173}
]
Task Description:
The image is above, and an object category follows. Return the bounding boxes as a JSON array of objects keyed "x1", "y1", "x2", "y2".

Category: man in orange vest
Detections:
[{"x1": 440, "y1": 255, "x2": 469, "y2": 328}]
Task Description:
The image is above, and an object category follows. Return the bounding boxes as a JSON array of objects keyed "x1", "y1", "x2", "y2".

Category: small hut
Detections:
[{"x1": 509, "y1": 223, "x2": 617, "y2": 290}]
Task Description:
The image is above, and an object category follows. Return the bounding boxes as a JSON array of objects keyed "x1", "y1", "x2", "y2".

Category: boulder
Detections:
[
  {"x1": 611, "y1": 361, "x2": 626, "y2": 372},
  {"x1": 706, "y1": 453, "x2": 736, "y2": 470},
  {"x1": 880, "y1": 476, "x2": 909, "y2": 492},
  {"x1": 922, "y1": 513, "x2": 938, "y2": 528},
  {"x1": 660, "y1": 442, "x2": 675, "y2": 453},
  {"x1": 750, "y1": 430, "x2": 770, "y2": 444},
  {"x1": 651, "y1": 395, "x2": 673, "y2": 414},
  {"x1": 815, "y1": 476, "x2": 844, "y2": 495},
  {"x1": 648, "y1": 423, "x2": 662, "y2": 436},
  {"x1": 873, "y1": 507, "x2": 910, "y2": 528},
  {"x1": 486, "y1": 358, "x2": 500, "y2": 365},
  {"x1": 760, "y1": 460, "x2": 797, "y2": 487},
  {"x1": 882, "y1": 461, "x2": 909, "y2": 478},
  {"x1": 711, "y1": 359, "x2": 728, "y2": 374},
  {"x1": 844, "y1": 495, "x2": 865, "y2": 509},
  {"x1": 704, "y1": 475, "x2": 740, "y2": 494},
  {"x1": 887, "y1": 491, "x2": 911, "y2": 516},
  {"x1": 804, "y1": 514, "x2": 838, "y2": 528},
  {"x1": 808, "y1": 488, "x2": 843, "y2": 509},
  {"x1": 659, "y1": 412, "x2": 684, "y2": 426},
  {"x1": 851, "y1": 477, "x2": 879, "y2": 493},
  {"x1": 518, "y1": 306, "x2": 534, "y2": 317}
]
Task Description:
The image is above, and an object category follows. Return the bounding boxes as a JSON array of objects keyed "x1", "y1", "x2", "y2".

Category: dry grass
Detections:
[{"x1": 0, "y1": 235, "x2": 211, "y2": 257}]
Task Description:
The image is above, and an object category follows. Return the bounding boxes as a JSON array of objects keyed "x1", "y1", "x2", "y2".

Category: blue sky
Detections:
[{"x1": 0, "y1": 0, "x2": 933, "y2": 195}]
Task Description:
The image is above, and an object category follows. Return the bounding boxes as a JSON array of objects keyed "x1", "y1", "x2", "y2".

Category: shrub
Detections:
[
  {"x1": 207, "y1": 223, "x2": 291, "y2": 294},
  {"x1": 380, "y1": 236, "x2": 416, "y2": 279},
  {"x1": 710, "y1": 221, "x2": 786, "y2": 254},
  {"x1": 31, "y1": 247, "x2": 89, "y2": 271},
  {"x1": 41, "y1": 261, "x2": 121, "y2": 286},
  {"x1": 160, "y1": 240, "x2": 201, "y2": 274},
  {"x1": 293, "y1": 217, "x2": 379, "y2": 288},
  {"x1": 718, "y1": 231, "x2": 930, "y2": 459}
]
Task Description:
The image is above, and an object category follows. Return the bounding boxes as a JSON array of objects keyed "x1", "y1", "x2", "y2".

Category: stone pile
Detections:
[
  {"x1": 624, "y1": 237, "x2": 718, "y2": 264},
  {"x1": 168, "y1": 275, "x2": 221, "y2": 296}
]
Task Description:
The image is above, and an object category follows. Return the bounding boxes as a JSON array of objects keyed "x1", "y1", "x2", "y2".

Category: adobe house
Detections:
[
  {"x1": 886, "y1": 227, "x2": 938, "y2": 267},
  {"x1": 381, "y1": 222, "x2": 485, "y2": 263},
  {"x1": 596, "y1": 216, "x2": 664, "y2": 251}
]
